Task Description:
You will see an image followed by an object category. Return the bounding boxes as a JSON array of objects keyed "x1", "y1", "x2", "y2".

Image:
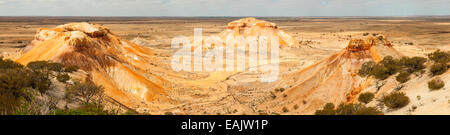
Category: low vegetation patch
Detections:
[
  {"x1": 428, "y1": 78, "x2": 445, "y2": 91},
  {"x1": 381, "y1": 92, "x2": 410, "y2": 109},
  {"x1": 358, "y1": 92, "x2": 375, "y2": 104},
  {"x1": 315, "y1": 103, "x2": 383, "y2": 115},
  {"x1": 359, "y1": 55, "x2": 427, "y2": 83}
]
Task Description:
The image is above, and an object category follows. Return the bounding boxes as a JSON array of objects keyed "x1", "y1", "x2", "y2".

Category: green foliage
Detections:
[
  {"x1": 428, "y1": 78, "x2": 445, "y2": 91},
  {"x1": 381, "y1": 92, "x2": 410, "y2": 109},
  {"x1": 315, "y1": 103, "x2": 383, "y2": 115},
  {"x1": 64, "y1": 65, "x2": 79, "y2": 73},
  {"x1": 66, "y1": 81, "x2": 104, "y2": 105},
  {"x1": 358, "y1": 61, "x2": 375, "y2": 77},
  {"x1": 314, "y1": 108, "x2": 336, "y2": 115},
  {"x1": 380, "y1": 56, "x2": 401, "y2": 75},
  {"x1": 430, "y1": 63, "x2": 448, "y2": 76},
  {"x1": 358, "y1": 56, "x2": 427, "y2": 80},
  {"x1": 314, "y1": 103, "x2": 336, "y2": 115},
  {"x1": 57, "y1": 74, "x2": 70, "y2": 83},
  {"x1": 52, "y1": 104, "x2": 112, "y2": 115},
  {"x1": 428, "y1": 50, "x2": 450, "y2": 64},
  {"x1": 0, "y1": 58, "x2": 23, "y2": 69},
  {"x1": 323, "y1": 103, "x2": 335, "y2": 110},
  {"x1": 0, "y1": 91, "x2": 24, "y2": 115},
  {"x1": 371, "y1": 64, "x2": 390, "y2": 80},
  {"x1": 400, "y1": 56, "x2": 427, "y2": 73},
  {"x1": 335, "y1": 103, "x2": 383, "y2": 115},
  {"x1": 396, "y1": 72, "x2": 411, "y2": 83},
  {"x1": 358, "y1": 92, "x2": 375, "y2": 104}
]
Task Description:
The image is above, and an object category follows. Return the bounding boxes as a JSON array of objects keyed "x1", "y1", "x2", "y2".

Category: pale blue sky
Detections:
[{"x1": 0, "y1": 0, "x2": 449, "y2": 16}]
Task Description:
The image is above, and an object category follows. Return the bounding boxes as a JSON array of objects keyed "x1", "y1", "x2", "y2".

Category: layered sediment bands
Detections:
[
  {"x1": 218, "y1": 17, "x2": 296, "y2": 47},
  {"x1": 227, "y1": 36, "x2": 403, "y2": 114},
  {"x1": 15, "y1": 22, "x2": 169, "y2": 110}
]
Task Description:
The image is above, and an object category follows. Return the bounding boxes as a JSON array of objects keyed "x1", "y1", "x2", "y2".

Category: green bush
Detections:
[
  {"x1": 314, "y1": 103, "x2": 336, "y2": 115},
  {"x1": 314, "y1": 108, "x2": 336, "y2": 115},
  {"x1": 66, "y1": 81, "x2": 104, "y2": 105},
  {"x1": 315, "y1": 102, "x2": 383, "y2": 115},
  {"x1": 396, "y1": 72, "x2": 411, "y2": 83},
  {"x1": 0, "y1": 58, "x2": 23, "y2": 69},
  {"x1": 335, "y1": 103, "x2": 383, "y2": 115},
  {"x1": 430, "y1": 63, "x2": 448, "y2": 76},
  {"x1": 358, "y1": 61, "x2": 376, "y2": 77},
  {"x1": 381, "y1": 92, "x2": 410, "y2": 109},
  {"x1": 57, "y1": 73, "x2": 71, "y2": 83},
  {"x1": 64, "y1": 65, "x2": 79, "y2": 73},
  {"x1": 354, "y1": 106, "x2": 384, "y2": 115},
  {"x1": 428, "y1": 50, "x2": 450, "y2": 64},
  {"x1": 400, "y1": 56, "x2": 427, "y2": 73},
  {"x1": 380, "y1": 56, "x2": 401, "y2": 75},
  {"x1": 358, "y1": 92, "x2": 375, "y2": 104},
  {"x1": 371, "y1": 64, "x2": 390, "y2": 80},
  {"x1": 323, "y1": 103, "x2": 335, "y2": 110},
  {"x1": 428, "y1": 78, "x2": 445, "y2": 91},
  {"x1": 52, "y1": 104, "x2": 112, "y2": 115}
]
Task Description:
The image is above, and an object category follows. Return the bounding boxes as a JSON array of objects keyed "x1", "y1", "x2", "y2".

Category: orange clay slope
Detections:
[
  {"x1": 16, "y1": 22, "x2": 170, "y2": 109},
  {"x1": 258, "y1": 36, "x2": 402, "y2": 114}
]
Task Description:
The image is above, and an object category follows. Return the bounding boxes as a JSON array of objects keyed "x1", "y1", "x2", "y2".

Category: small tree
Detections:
[
  {"x1": 381, "y1": 92, "x2": 410, "y2": 109},
  {"x1": 66, "y1": 81, "x2": 104, "y2": 105},
  {"x1": 358, "y1": 92, "x2": 375, "y2": 104},
  {"x1": 428, "y1": 78, "x2": 445, "y2": 91}
]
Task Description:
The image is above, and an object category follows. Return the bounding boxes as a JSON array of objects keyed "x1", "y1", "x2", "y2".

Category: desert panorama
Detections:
[{"x1": 0, "y1": 16, "x2": 449, "y2": 115}]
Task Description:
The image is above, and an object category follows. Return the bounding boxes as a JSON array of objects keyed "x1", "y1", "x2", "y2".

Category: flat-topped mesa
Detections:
[
  {"x1": 344, "y1": 36, "x2": 401, "y2": 62},
  {"x1": 219, "y1": 17, "x2": 296, "y2": 47},
  {"x1": 56, "y1": 22, "x2": 111, "y2": 38},
  {"x1": 226, "y1": 17, "x2": 278, "y2": 29},
  {"x1": 345, "y1": 36, "x2": 394, "y2": 51}
]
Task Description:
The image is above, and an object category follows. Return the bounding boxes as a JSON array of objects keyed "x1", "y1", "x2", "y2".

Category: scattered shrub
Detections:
[
  {"x1": 314, "y1": 108, "x2": 336, "y2": 115},
  {"x1": 57, "y1": 73, "x2": 70, "y2": 83},
  {"x1": 400, "y1": 56, "x2": 427, "y2": 73},
  {"x1": 0, "y1": 58, "x2": 23, "y2": 69},
  {"x1": 430, "y1": 63, "x2": 448, "y2": 76},
  {"x1": 358, "y1": 92, "x2": 375, "y2": 104},
  {"x1": 371, "y1": 64, "x2": 390, "y2": 80},
  {"x1": 428, "y1": 50, "x2": 450, "y2": 64},
  {"x1": 428, "y1": 78, "x2": 445, "y2": 91},
  {"x1": 380, "y1": 56, "x2": 401, "y2": 75},
  {"x1": 64, "y1": 65, "x2": 79, "y2": 73},
  {"x1": 164, "y1": 112, "x2": 174, "y2": 115},
  {"x1": 381, "y1": 92, "x2": 410, "y2": 109},
  {"x1": 282, "y1": 107, "x2": 289, "y2": 112},
  {"x1": 396, "y1": 72, "x2": 411, "y2": 83},
  {"x1": 316, "y1": 103, "x2": 383, "y2": 115},
  {"x1": 52, "y1": 104, "x2": 112, "y2": 115},
  {"x1": 358, "y1": 61, "x2": 376, "y2": 77}
]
